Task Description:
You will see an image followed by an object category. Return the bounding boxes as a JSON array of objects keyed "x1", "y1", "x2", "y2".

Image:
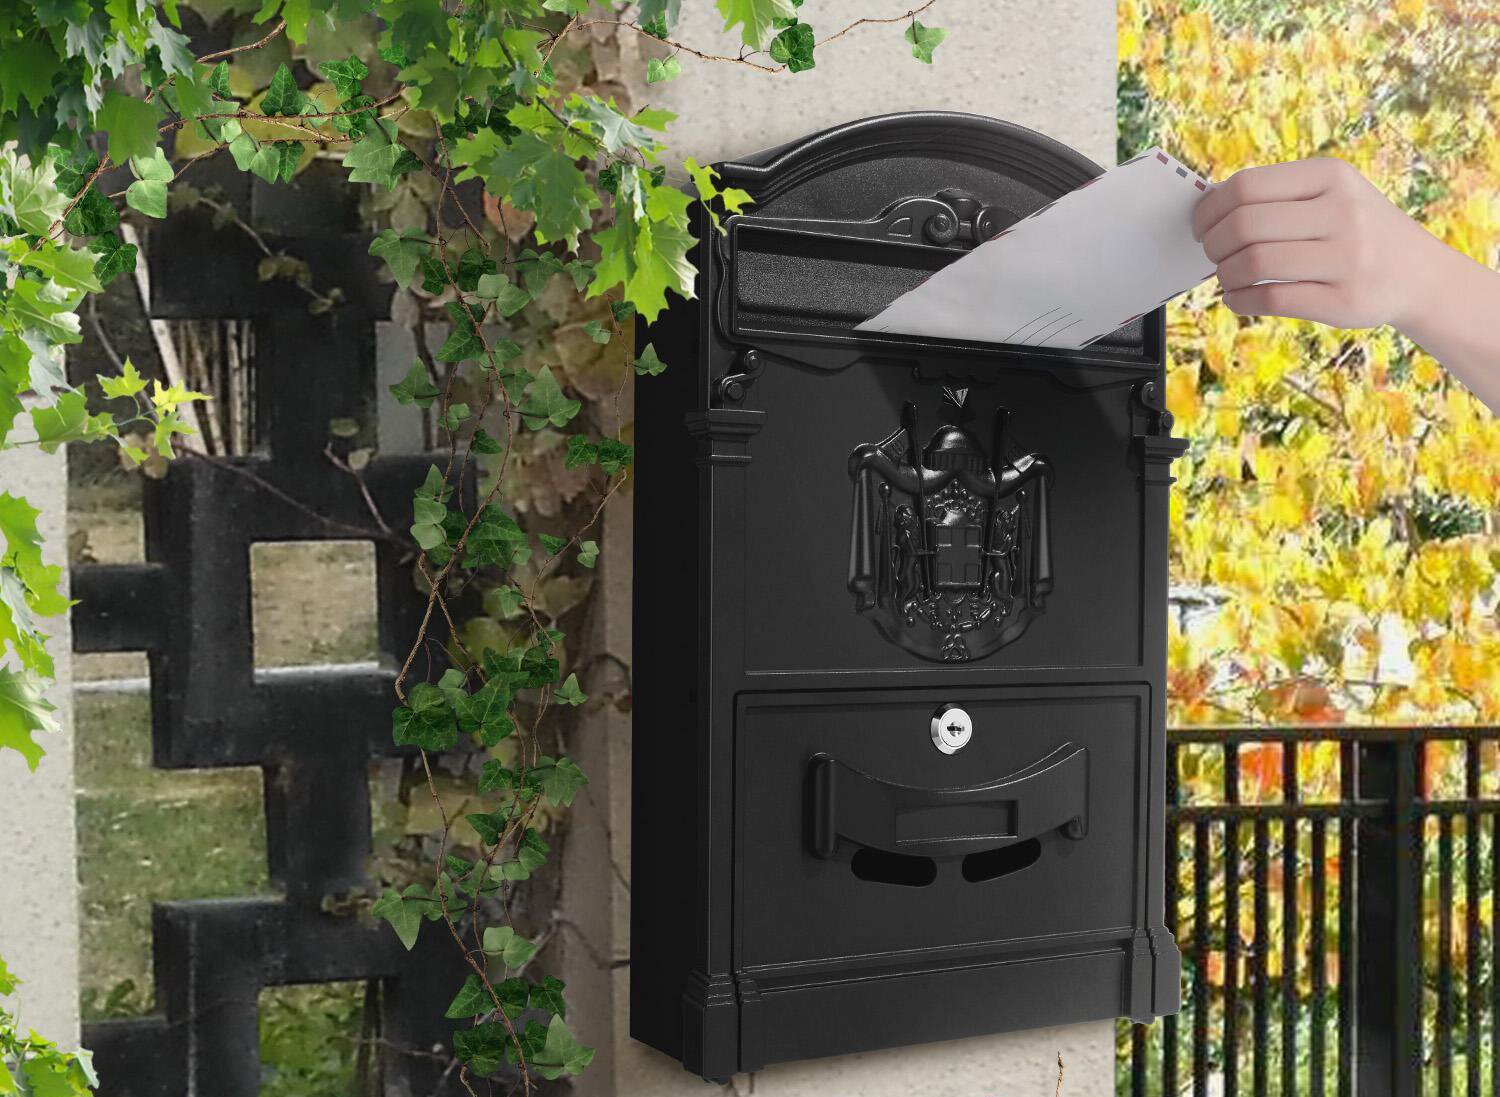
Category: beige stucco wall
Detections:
[
  {"x1": 564, "y1": 3, "x2": 1122, "y2": 1095},
  {"x1": 0, "y1": 415, "x2": 78, "y2": 1046}
]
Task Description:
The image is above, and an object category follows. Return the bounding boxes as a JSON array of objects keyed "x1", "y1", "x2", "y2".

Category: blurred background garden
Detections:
[{"x1": 1117, "y1": 0, "x2": 1498, "y2": 1093}]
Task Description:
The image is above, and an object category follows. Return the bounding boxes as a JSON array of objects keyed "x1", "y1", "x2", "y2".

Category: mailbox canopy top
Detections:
[{"x1": 715, "y1": 111, "x2": 1105, "y2": 214}]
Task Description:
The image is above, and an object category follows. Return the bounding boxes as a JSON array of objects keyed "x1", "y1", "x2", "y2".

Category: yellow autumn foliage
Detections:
[{"x1": 1124, "y1": 0, "x2": 1500, "y2": 728}]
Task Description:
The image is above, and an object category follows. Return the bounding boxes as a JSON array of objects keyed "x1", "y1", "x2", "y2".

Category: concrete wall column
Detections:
[{"x1": 0, "y1": 413, "x2": 79, "y2": 1046}]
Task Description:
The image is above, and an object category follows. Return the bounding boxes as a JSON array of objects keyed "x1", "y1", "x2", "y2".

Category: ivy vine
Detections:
[{"x1": 0, "y1": 0, "x2": 947, "y2": 1092}]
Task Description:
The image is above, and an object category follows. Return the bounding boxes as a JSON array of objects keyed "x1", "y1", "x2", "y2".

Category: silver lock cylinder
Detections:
[{"x1": 930, "y1": 704, "x2": 973, "y2": 754}]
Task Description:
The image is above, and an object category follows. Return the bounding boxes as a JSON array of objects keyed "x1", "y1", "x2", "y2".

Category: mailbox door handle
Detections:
[{"x1": 806, "y1": 743, "x2": 1088, "y2": 861}]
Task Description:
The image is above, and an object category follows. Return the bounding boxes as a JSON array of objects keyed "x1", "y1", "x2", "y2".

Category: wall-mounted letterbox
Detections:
[{"x1": 632, "y1": 112, "x2": 1184, "y2": 1081}]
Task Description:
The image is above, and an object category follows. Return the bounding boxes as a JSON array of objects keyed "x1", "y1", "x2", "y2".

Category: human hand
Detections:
[
  {"x1": 1192, "y1": 157, "x2": 1500, "y2": 412},
  {"x1": 1191, "y1": 157, "x2": 1438, "y2": 330}
]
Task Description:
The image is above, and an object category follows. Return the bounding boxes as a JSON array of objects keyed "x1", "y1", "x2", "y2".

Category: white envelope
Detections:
[{"x1": 855, "y1": 147, "x2": 1217, "y2": 350}]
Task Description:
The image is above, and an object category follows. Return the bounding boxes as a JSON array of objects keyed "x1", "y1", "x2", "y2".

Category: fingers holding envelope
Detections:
[{"x1": 1191, "y1": 157, "x2": 1437, "y2": 330}]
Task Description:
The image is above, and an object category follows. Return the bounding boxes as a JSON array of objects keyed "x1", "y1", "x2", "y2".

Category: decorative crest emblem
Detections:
[{"x1": 846, "y1": 392, "x2": 1054, "y2": 662}]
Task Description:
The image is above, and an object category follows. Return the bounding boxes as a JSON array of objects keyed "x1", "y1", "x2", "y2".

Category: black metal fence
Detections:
[{"x1": 1125, "y1": 724, "x2": 1500, "y2": 1097}]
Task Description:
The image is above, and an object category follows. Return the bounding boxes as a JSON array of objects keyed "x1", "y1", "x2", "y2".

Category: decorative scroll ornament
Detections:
[{"x1": 846, "y1": 388, "x2": 1054, "y2": 662}]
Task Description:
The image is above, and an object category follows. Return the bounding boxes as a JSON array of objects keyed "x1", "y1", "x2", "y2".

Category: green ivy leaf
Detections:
[
  {"x1": 65, "y1": 186, "x2": 118, "y2": 238},
  {"x1": 769, "y1": 21, "x2": 815, "y2": 71},
  {"x1": 597, "y1": 437, "x2": 633, "y2": 475},
  {"x1": 482, "y1": 924, "x2": 538, "y2": 968},
  {"x1": 439, "y1": 401, "x2": 469, "y2": 432},
  {"x1": 532, "y1": 755, "x2": 588, "y2": 805},
  {"x1": 454, "y1": 677, "x2": 515, "y2": 745},
  {"x1": 539, "y1": 533, "x2": 567, "y2": 555},
  {"x1": 389, "y1": 362, "x2": 440, "y2": 407},
  {"x1": 531, "y1": 1015, "x2": 595, "y2": 1080},
  {"x1": 498, "y1": 828, "x2": 549, "y2": 880},
  {"x1": 246, "y1": 141, "x2": 301, "y2": 184},
  {"x1": 645, "y1": 55, "x2": 681, "y2": 83},
  {"x1": 444, "y1": 974, "x2": 493, "y2": 1019},
  {"x1": 471, "y1": 427, "x2": 503, "y2": 454},
  {"x1": 564, "y1": 435, "x2": 596, "y2": 469},
  {"x1": 483, "y1": 585, "x2": 526, "y2": 618},
  {"x1": 368, "y1": 228, "x2": 429, "y2": 287},
  {"x1": 580, "y1": 320, "x2": 611, "y2": 344},
  {"x1": 392, "y1": 681, "x2": 457, "y2": 751},
  {"x1": 905, "y1": 20, "x2": 948, "y2": 64},
  {"x1": 453, "y1": 1022, "x2": 509, "y2": 1076},
  {"x1": 466, "y1": 804, "x2": 522, "y2": 845},
  {"x1": 634, "y1": 343, "x2": 666, "y2": 376},
  {"x1": 208, "y1": 60, "x2": 231, "y2": 98},
  {"x1": 260, "y1": 62, "x2": 305, "y2": 116},
  {"x1": 478, "y1": 274, "x2": 532, "y2": 318},
  {"x1": 345, "y1": 124, "x2": 423, "y2": 190},
  {"x1": 454, "y1": 248, "x2": 495, "y2": 292},
  {"x1": 577, "y1": 541, "x2": 599, "y2": 568},
  {"x1": 371, "y1": 884, "x2": 429, "y2": 950},
  {"x1": 94, "y1": 92, "x2": 160, "y2": 166},
  {"x1": 465, "y1": 506, "x2": 530, "y2": 569},
  {"x1": 436, "y1": 300, "x2": 485, "y2": 363},
  {"x1": 519, "y1": 367, "x2": 581, "y2": 430},
  {"x1": 320, "y1": 54, "x2": 369, "y2": 100},
  {"x1": 553, "y1": 672, "x2": 587, "y2": 706},
  {"x1": 88, "y1": 232, "x2": 137, "y2": 285},
  {"x1": 531, "y1": 975, "x2": 567, "y2": 1018},
  {"x1": 124, "y1": 148, "x2": 174, "y2": 219},
  {"x1": 411, "y1": 491, "x2": 448, "y2": 550}
]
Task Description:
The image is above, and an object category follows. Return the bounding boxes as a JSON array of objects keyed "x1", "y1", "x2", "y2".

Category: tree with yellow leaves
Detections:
[{"x1": 1122, "y1": 0, "x2": 1499, "y2": 729}]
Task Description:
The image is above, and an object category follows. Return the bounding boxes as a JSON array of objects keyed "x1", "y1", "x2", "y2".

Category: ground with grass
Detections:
[{"x1": 70, "y1": 470, "x2": 381, "y2": 1093}]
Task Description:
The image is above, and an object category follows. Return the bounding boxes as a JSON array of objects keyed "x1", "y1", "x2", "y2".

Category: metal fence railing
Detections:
[{"x1": 1123, "y1": 725, "x2": 1500, "y2": 1097}]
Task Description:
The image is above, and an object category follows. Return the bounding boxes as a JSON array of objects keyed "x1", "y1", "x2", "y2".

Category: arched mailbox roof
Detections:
[
  {"x1": 708, "y1": 111, "x2": 1160, "y2": 376},
  {"x1": 716, "y1": 111, "x2": 1104, "y2": 216}
]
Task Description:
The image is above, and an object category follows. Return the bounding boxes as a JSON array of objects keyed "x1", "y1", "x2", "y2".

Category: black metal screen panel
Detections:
[
  {"x1": 1127, "y1": 724, "x2": 1500, "y2": 1097},
  {"x1": 71, "y1": 169, "x2": 469, "y2": 1097}
]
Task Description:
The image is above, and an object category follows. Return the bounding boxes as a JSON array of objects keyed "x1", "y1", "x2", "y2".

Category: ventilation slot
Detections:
[
  {"x1": 961, "y1": 838, "x2": 1042, "y2": 883},
  {"x1": 850, "y1": 846, "x2": 937, "y2": 887}
]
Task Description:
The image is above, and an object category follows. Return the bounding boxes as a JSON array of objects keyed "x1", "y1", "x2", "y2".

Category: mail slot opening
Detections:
[
  {"x1": 895, "y1": 801, "x2": 1017, "y2": 844},
  {"x1": 961, "y1": 838, "x2": 1043, "y2": 883},
  {"x1": 851, "y1": 846, "x2": 937, "y2": 887}
]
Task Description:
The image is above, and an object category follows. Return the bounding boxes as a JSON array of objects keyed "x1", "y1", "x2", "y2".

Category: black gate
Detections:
[
  {"x1": 71, "y1": 164, "x2": 467, "y2": 1097},
  {"x1": 1128, "y1": 724, "x2": 1500, "y2": 1097}
]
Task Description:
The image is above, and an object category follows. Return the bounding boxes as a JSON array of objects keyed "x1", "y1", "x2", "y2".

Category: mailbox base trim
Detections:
[
  {"x1": 663, "y1": 929, "x2": 1183, "y2": 1079},
  {"x1": 729, "y1": 940, "x2": 1173, "y2": 1075}
]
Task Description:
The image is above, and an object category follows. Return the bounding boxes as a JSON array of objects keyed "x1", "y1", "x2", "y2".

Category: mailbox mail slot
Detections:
[{"x1": 633, "y1": 112, "x2": 1184, "y2": 1080}]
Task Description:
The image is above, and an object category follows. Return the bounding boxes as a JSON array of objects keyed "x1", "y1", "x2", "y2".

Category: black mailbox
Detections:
[{"x1": 632, "y1": 111, "x2": 1184, "y2": 1080}]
